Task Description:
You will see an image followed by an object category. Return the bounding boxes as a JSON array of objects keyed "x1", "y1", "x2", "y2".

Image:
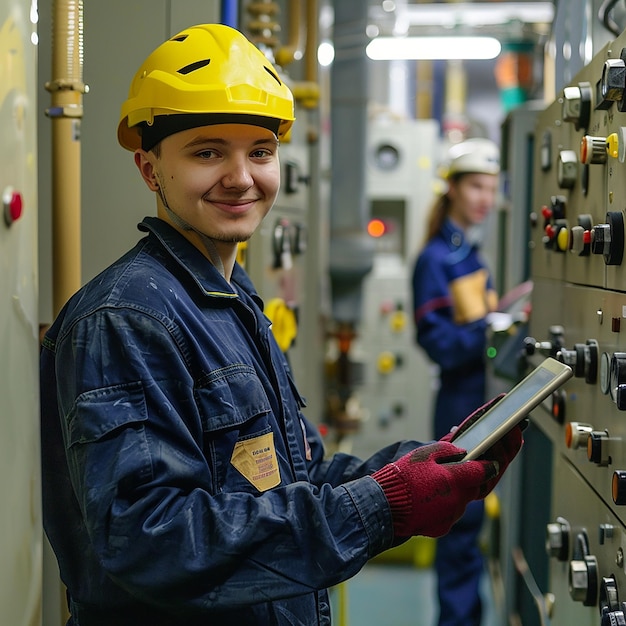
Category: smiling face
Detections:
[
  {"x1": 135, "y1": 123, "x2": 281, "y2": 261},
  {"x1": 447, "y1": 172, "x2": 498, "y2": 230}
]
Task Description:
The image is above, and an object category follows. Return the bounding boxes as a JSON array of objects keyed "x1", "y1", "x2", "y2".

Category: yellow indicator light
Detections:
[
  {"x1": 484, "y1": 492, "x2": 500, "y2": 519},
  {"x1": 390, "y1": 310, "x2": 407, "y2": 332},
  {"x1": 377, "y1": 351, "x2": 396, "y2": 374}
]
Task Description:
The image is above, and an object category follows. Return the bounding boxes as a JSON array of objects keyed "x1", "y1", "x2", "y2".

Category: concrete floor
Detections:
[{"x1": 330, "y1": 562, "x2": 500, "y2": 626}]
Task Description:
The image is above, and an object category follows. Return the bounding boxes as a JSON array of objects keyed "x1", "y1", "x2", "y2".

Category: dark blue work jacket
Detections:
[{"x1": 41, "y1": 217, "x2": 410, "y2": 625}]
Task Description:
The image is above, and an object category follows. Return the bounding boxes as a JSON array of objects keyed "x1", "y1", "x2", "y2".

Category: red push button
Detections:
[{"x1": 3, "y1": 188, "x2": 23, "y2": 226}]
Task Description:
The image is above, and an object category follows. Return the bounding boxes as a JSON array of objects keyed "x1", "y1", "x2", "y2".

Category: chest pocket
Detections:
[
  {"x1": 449, "y1": 268, "x2": 491, "y2": 324},
  {"x1": 196, "y1": 364, "x2": 283, "y2": 494}
]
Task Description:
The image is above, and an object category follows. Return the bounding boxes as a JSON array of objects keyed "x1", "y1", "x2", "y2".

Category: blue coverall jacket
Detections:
[
  {"x1": 40, "y1": 217, "x2": 415, "y2": 626},
  {"x1": 412, "y1": 218, "x2": 498, "y2": 436}
]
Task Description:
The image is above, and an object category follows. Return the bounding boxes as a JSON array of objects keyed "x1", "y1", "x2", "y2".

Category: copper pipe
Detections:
[
  {"x1": 45, "y1": 0, "x2": 86, "y2": 316},
  {"x1": 275, "y1": 0, "x2": 304, "y2": 67},
  {"x1": 304, "y1": 0, "x2": 318, "y2": 84},
  {"x1": 290, "y1": 0, "x2": 320, "y2": 110},
  {"x1": 45, "y1": 3, "x2": 85, "y2": 620}
]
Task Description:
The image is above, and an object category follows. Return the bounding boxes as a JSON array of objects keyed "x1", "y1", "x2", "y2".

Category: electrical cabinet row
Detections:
[{"x1": 528, "y1": 25, "x2": 626, "y2": 626}]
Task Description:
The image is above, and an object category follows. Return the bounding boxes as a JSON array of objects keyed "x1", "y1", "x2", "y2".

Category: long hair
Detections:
[
  {"x1": 422, "y1": 172, "x2": 467, "y2": 247},
  {"x1": 422, "y1": 192, "x2": 451, "y2": 246}
]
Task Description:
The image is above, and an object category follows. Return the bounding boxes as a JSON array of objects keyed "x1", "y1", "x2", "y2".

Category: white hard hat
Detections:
[{"x1": 444, "y1": 138, "x2": 500, "y2": 178}]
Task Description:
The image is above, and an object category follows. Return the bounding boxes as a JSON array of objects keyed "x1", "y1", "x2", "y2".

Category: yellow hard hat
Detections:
[{"x1": 118, "y1": 24, "x2": 295, "y2": 151}]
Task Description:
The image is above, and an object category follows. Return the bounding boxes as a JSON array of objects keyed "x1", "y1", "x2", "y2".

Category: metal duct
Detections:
[{"x1": 329, "y1": 0, "x2": 374, "y2": 323}]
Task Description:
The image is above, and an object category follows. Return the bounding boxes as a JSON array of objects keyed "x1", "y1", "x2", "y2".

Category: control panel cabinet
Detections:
[{"x1": 529, "y1": 27, "x2": 626, "y2": 625}]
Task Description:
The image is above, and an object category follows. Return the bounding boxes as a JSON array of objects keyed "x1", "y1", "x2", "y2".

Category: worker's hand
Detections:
[
  {"x1": 441, "y1": 393, "x2": 524, "y2": 500},
  {"x1": 476, "y1": 424, "x2": 523, "y2": 493},
  {"x1": 372, "y1": 432, "x2": 521, "y2": 538}
]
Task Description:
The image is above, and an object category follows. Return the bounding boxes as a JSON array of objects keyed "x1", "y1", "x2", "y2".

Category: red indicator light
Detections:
[{"x1": 367, "y1": 218, "x2": 386, "y2": 238}]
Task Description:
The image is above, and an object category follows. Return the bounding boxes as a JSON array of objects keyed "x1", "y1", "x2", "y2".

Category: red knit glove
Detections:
[
  {"x1": 476, "y1": 424, "x2": 523, "y2": 493},
  {"x1": 441, "y1": 393, "x2": 524, "y2": 494},
  {"x1": 372, "y1": 440, "x2": 501, "y2": 538}
]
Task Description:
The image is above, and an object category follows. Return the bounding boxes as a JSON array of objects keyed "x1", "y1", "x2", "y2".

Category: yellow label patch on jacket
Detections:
[
  {"x1": 231, "y1": 431, "x2": 281, "y2": 492},
  {"x1": 449, "y1": 268, "x2": 496, "y2": 324}
]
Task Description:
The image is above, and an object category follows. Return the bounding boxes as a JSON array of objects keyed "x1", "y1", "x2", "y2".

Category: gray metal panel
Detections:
[
  {"x1": 527, "y1": 24, "x2": 626, "y2": 624},
  {"x1": 0, "y1": 0, "x2": 42, "y2": 623},
  {"x1": 347, "y1": 120, "x2": 440, "y2": 457}
]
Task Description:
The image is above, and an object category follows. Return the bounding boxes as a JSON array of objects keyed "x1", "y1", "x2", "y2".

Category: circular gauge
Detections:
[
  {"x1": 600, "y1": 351, "x2": 611, "y2": 395},
  {"x1": 373, "y1": 143, "x2": 401, "y2": 171}
]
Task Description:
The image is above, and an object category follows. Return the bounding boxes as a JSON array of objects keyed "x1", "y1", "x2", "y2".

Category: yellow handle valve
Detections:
[
  {"x1": 265, "y1": 298, "x2": 297, "y2": 353},
  {"x1": 607, "y1": 132, "x2": 619, "y2": 159}
]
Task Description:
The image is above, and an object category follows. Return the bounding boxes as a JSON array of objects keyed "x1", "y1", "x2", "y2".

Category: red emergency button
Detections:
[{"x1": 3, "y1": 188, "x2": 23, "y2": 226}]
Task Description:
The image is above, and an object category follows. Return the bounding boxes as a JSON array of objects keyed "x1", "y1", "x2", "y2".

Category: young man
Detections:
[{"x1": 41, "y1": 25, "x2": 522, "y2": 625}]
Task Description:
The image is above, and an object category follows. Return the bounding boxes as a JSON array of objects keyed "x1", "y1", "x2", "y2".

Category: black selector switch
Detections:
[{"x1": 591, "y1": 212, "x2": 625, "y2": 266}]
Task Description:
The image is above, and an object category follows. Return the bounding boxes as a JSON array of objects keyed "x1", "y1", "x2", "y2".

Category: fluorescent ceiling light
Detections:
[
  {"x1": 366, "y1": 36, "x2": 502, "y2": 61},
  {"x1": 371, "y1": 2, "x2": 554, "y2": 28}
]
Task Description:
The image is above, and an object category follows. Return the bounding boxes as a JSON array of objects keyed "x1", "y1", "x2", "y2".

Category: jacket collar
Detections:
[
  {"x1": 138, "y1": 217, "x2": 262, "y2": 306},
  {"x1": 441, "y1": 218, "x2": 466, "y2": 250}
]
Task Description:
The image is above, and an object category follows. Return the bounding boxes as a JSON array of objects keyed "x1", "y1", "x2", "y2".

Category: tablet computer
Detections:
[{"x1": 450, "y1": 357, "x2": 573, "y2": 460}]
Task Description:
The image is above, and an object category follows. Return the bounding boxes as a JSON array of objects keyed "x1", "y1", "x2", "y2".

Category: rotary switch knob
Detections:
[
  {"x1": 602, "y1": 609, "x2": 626, "y2": 626},
  {"x1": 559, "y1": 339, "x2": 598, "y2": 383},
  {"x1": 557, "y1": 150, "x2": 578, "y2": 189},
  {"x1": 610, "y1": 353, "x2": 626, "y2": 409},
  {"x1": 580, "y1": 135, "x2": 608, "y2": 164},
  {"x1": 569, "y1": 554, "x2": 598, "y2": 606},
  {"x1": 546, "y1": 517, "x2": 570, "y2": 561},
  {"x1": 591, "y1": 212, "x2": 625, "y2": 266},
  {"x1": 588, "y1": 431, "x2": 611, "y2": 466},
  {"x1": 565, "y1": 422, "x2": 594, "y2": 449},
  {"x1": 601, "y1": 56, "x2": 626, "y2": 111},
  {"x1": 562, "y1": 82, "x2": 592, "y2": 130},
  {"x1": 600, "y1": 576, "x2": 621, "y2": 617}
]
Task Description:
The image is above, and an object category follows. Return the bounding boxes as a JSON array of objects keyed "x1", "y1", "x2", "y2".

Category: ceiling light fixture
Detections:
[
  {"x1": 369, "y1": 2, "x2": 554, "y2": 28},
  {"x1": 366, "y1": 36, "x2": 502, "y2": 61}
]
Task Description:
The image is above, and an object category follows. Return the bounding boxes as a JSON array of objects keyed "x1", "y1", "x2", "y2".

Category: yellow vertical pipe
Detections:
[
  {"x1": 47, "y1": 0, "x2": 85, "y2": 316},
  {"x1": 304, "y1": 0, "x2": 318, "y2": 84},
  {"x1": 415, "y1": 60, "x2": 433, "y2": 119},
  {"x1": 45, "y1": 5, "x2": 85, "y2": 621},
  {"x1": 444, "y1": 59, "x2": 467, "y2": 121}
]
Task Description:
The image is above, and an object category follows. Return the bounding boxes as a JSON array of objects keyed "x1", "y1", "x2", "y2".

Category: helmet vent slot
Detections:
[
  {"x1": 171, "y1": 35, "x2": 188, "y2": 42},
  {"x1": 178, "y1": 59, "x2": 211, "y2": 75},
  {"x1": 264, "y1": 66, "x2": 282, "y2": 86}
]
